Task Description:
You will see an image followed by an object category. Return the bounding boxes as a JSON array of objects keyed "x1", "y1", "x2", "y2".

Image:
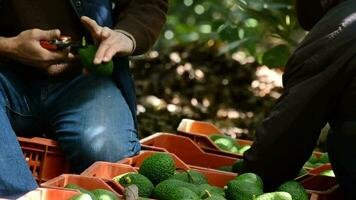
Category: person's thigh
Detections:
[
  {"x1": 47, "y1": 75, "x2": 140, "y2": 173},
  {"x1": 0, "y1": 67, "x2": 38, "y2": 197}
]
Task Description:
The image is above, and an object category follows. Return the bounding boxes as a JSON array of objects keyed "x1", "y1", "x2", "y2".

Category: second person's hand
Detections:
[{"x1": 80, "y1": 16, "x2": 134, "y2": 65}]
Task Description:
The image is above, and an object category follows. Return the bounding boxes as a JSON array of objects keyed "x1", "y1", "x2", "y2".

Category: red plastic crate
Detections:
[
  {"x1": 17, "y1": 188, "x2": 80, "y2": 200},
  {"x1": 41, "y1": 174, "x2": 123, "y2": 198},
  {"x1": 140, "y1": 133, "x2": 238, "y2": 172},
  {"x1": 300, "y1": 175, "x2": 344, "y2": 200},
  {"x1": 309, "y1": 164, "x2": 333, "y2": 176},
  {"x1": 177, "y1": 119, "x2": 253, "y2": 158},
  {"x1": 18, "y1": 137, "x2": 70, "y2": 183}
]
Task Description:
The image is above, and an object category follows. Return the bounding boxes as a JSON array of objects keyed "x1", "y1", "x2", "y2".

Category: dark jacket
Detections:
[
  {"x1": 69, "y1": 0, "x2": 137, "y2": 128},
  {"x1": 244, "y1": 0, "x2": 356, "y2": 190}
]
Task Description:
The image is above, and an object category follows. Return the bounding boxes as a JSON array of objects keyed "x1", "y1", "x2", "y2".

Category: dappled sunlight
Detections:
[{"x1": 251, "y1": 66, "x2": 283, "y2": 98}]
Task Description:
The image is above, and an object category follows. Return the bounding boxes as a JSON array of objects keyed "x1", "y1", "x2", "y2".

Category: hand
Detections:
[
  {"x1": 80, "y1": 16, "x2": 134, "y2": 65},
  {"x1": 9, "y1": 29, "x2": 75, "y2": 74}
]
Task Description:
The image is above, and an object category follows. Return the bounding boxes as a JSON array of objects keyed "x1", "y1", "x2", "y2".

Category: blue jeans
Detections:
[{"x1": 0, "y1": 67, "x2": 140, "y2": 198}]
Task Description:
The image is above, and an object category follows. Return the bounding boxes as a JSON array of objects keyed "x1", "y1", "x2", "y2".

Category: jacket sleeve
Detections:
[
  {"x1": 243, "y1": 25, "x2": 356, "y2": 190},
  {"x1": 113, "y1": 0, "x2": 168, "y2": 55}
]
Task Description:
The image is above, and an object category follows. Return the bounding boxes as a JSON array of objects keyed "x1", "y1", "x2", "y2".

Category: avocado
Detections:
[
  {"x1": 209, "y1": 134, "x2": 226, "y2": 141},
  {"x1": 198, "y1": 184, "x2": 225, "y2": 197},
  {"x1": 232, "y1": 159, "x2": 245, "y2": 173},
  {"x1": 225, "y1": 179, "x2": 263, "y2": 200},
  {"x1": 234, "y1": 173, "x2": 264, "y2": 190},
  {"x1": 91, "y1": 189, "x2": 119, "y2": 200},
  {"x1": 117, "y1": 173, "x2": 154, "y2": 197},
  {"x1": 238, "y1": 145, "x2": 251, "y2": 154},
  {"x1": 229, "y1": 145, "x2": 240, "y2": 154},
  {"x1": 65, "y1": 184, "x2": 97, "y2": 200},
  {"x1": 166, "y1": 187, "x2": 200, "y2": 200},
  {"x1": 214, "y1": 138, "x2": 235, "y2": 151},
  {"x1": 217, "y1": 165, "x2": 233, "y2": 172},
  {"x1": 319, "y1": 169, "x2": 335, "y2": 177},
  {"x1": 153, "y1": 179, "x2": 200, "y2": 199},
  {"x1": 169, "y1": 170, "x2": 208, "y2": 185},
  {"x1": 204, "y1": 195, "x2": 227, "y2": 200},
  {"x1": 78, "y1": 45, "x2": 114, "y2": 77},
  {"x1": 277, "y1": 180, "x2": 308, "y2": 200},
  {"x1": 139, "y1": 153, "x2": 176, "y2": 185},
  {"x1": 307, "y1": 154, "x2": 318, "y2": 164},
  {"x1": 254, "y1": 192, "x2": 292, "y2": 200},
  {"x1": 319, "y1": 153, "x2": 330, "y2": 163},
  {"x1": 69, "y1": 193, "x2": 93, "y2": 200}
]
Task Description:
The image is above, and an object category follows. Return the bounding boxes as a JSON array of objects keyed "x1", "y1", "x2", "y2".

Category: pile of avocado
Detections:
[
  {"x1": 226, "y1": 173, "x2": 309, "y2": 200},
  {"x1": 65, "y1": 184, "x2": 119, "y2": 200},
  {"x1": 109, "y1": 152, "x2": 309, "y2": 200},
  {"x1": 304, "y1": 152, "x2": 330, "y2": 169},
  {"x1": 209, "y1": 134, "x2": 251, "y2": 155}
]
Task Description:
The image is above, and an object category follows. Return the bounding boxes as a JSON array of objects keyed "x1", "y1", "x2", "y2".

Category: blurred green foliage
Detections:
[
  {"x1": 132, "y1": 0, "x2": 307, "y2": 138},
  {"x1": 157, "y1": 0, "x2": 306, "y2": 67}
]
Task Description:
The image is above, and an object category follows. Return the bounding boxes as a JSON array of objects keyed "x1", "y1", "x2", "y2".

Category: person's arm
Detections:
[
  {"x1": 113, "y1": 0, "x2": 168, "y2": 55},
  {"x1": 243, "y1": 30, "x2": 356, "y2": 193}
]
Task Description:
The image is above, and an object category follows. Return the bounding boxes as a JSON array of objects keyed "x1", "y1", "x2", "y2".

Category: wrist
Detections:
[
  {"x1": 115, "y1": 29, "x2": 136, "y2": 55},
  {"x1": 0, "y1": 36, "x2": 18, "y2": 58}
]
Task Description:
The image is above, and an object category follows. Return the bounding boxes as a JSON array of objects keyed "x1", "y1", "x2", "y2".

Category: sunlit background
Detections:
[{"x1": 130, "y1": 0, "x2": 309, "y2": 140}]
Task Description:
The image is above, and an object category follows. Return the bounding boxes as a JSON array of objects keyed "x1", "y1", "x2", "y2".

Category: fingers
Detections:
[
  {"x1": 36, "y1": 29, "x2": 61, "y2": 40},
  {"x1": 94, "y1": 40, "x2": 110, "y2": 64},
  {"x1": 81, "y1": 16, "x2": 101, "y2": 41},
  {"x1": 102, "y1": 46, "x2": 119, "y2": 62}
]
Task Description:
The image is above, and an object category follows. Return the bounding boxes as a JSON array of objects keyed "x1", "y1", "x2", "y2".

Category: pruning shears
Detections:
[{"x1": 40, "y1": 36, "x2": 86, "y2": 50}]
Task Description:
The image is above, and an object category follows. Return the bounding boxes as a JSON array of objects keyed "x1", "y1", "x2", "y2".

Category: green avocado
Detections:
[
  {"x1": 169, "y1": 169, "x2": 208, "y2": 185},
  {"x1": 78, "y1": 45, "x2": 114, "y2": 77},
  {"x1": 254, "y1": 192, "x2": 292, "y2": 200},
  {"x1": 138, "y1": 153, "x2": 176, "y2": 185},
  {"x1": 117, "y1": 173, "x2": 154, "y2": 197},
  {"x1": 91, "y1": 189, "x2": 119, "y2": 200},
  {"x1": 277, "y1": 180, "x2": 308, "y2": 200}
]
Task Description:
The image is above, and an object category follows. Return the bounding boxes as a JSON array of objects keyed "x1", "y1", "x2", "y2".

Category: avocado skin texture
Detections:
[
  {"x1": 118, "y1": 173, "x2": 154, "y2": 197},
  {"x1": 153, "y1": 179, "x2": 200, "y2": 200},
  {"x1": 277, "y1": 181, "x2": 309, "y2": 200},
  {"x1": 225, "y1": 173, "x2": 264, "y2": 200},
  {"x1": 169, "y1": 169, "x2": 208, "y2": 185},
  {"x1": 69, "y1": 193, "x2": 93, "y2": 200},
  {"x1": 254, "y1": 192, "x2": 292, "y2": 200},
  {"x1": 91, "y1": 189, "x2": 119, "y2": 200},
  {"x1": 78, "y1": 45, "x2": 114, "y2": 77},
  {"x1": 139, "y1": 153, "x2": 176, "y2": 185},
  {"x1": 65, "y1": 184, "x2": 97, "y2": 200}
]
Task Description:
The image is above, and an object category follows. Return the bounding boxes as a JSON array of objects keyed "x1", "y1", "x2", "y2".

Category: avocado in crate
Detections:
[
  {"x1": 225, "y1": 172, "x2": 308, "y2": 200},
  {"x1": 209, "y1": 134, "x2": 251, "y2": 155},
  {"x1": 304, "y1": 152, "x2": 330, "y2": 169},
  {"x1": 65, "y1": 184, "x2": 119, "y2": 200}
]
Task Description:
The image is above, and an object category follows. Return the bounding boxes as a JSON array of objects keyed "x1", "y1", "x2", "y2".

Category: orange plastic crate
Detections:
[
  {"x1": 81, "y1": 162, "x2": 138, "y2": 193},
  {"x1": 141, "y1": 133, "x2": 238, "y2": 171},
  {"x1": 117, "y1": 150, "x2": 191, "y2": 171},
  {"x1": 117, "y1": 150, "x2": 238, "y2": 188},
  {"x1": 177, "y1": 119, "x2": 252, "y2": 158},
  {"x1": 41, "y1": 174, "x2": 123, "y2": 198},
  {"x1": 17, "y1": 188, "x2": 80, "y2": 200},
  {"x1": 18, "y1": 137, "x2": 70, "y2": 183}
]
